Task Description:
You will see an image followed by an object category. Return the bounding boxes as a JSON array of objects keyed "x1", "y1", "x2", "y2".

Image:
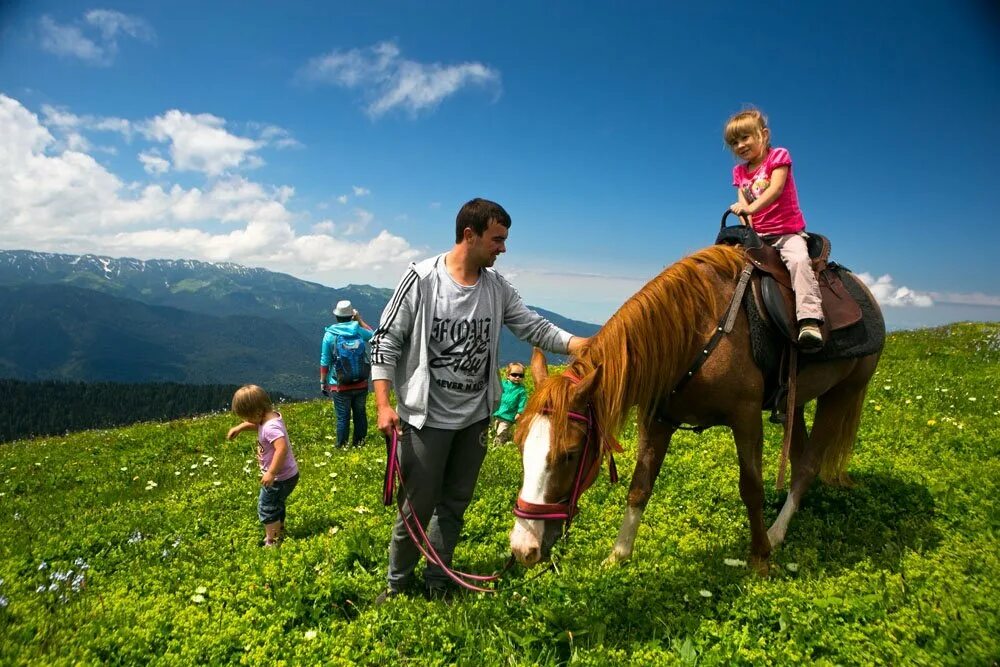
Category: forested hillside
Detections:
[{"x1": 0, "y1": 250, "x2": 601, "y2": 397}]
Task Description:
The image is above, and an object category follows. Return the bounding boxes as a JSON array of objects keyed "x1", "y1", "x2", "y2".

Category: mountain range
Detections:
[{"x1": 0, "y1": 250, "x2": 600, "y2": 397}]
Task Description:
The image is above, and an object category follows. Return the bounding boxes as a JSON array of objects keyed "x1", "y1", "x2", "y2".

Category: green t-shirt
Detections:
[{"x1": 492, "y1": 379, "x2": 527, "y2": 422}]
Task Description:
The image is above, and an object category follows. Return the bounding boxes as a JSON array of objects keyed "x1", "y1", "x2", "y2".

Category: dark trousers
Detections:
[
  {"x1": 332, "y1": 388, "x2": 368, "y2": 446},
  {"x1": 387, "y1": 418, "x2": 490, "y2": 591}
]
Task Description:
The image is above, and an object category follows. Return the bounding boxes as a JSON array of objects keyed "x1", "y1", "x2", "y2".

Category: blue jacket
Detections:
[{"x1": 320, "y1": 321, "x2": 374, "y2": 389}]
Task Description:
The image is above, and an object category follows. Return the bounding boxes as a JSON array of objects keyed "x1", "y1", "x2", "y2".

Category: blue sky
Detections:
[{"x1": 1, "y1": 1, "x2": 998, "y2": 328}]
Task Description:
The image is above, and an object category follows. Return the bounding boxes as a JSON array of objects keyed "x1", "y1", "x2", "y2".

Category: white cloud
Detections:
[
  {"x1": 140, "y1": 110, "x2": 262, "y2": 177},
  {"x1": 138, "y1": 151, "x2": 170, "y2": 175},
  {"x1": 255, "y1": 123, "x2": 303, "y2": 149},
  {"x1": 337, "y1": 194, "x2": 349, "y2": 204},
  {"x1": 0, "y1": 94, "x2": 420, "y2": 282},
  {"x1": 41, "y1": 104, "x2": 133, "y2": 138},
  {"x1": 927, "y1": 291, "x2": 1000, "y2": 307},
  {"x1": 352, "y1": 185, "x2": 370, "y2": 197},
  {"x1": 856, "y1": 272, "x2": 934, "y2": 307},
  {"x1": 298, "y1": 41, "x2": 501, "y2": 117},
  {"x1": 85, "y1": 9, "x2": 155, "y2": 43},
  {"x1": 38, "y1": 10, "x2": 154, "y2": 66}
]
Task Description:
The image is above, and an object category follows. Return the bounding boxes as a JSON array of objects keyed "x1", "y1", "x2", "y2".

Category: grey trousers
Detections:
[{"x1": 387, "y1": 418, "x2": 490, "y2": 591}]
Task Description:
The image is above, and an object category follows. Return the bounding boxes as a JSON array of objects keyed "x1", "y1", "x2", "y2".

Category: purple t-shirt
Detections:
[
  {"x1": 257, "y1": 412, "x2": 298, "y2": 481},
  {"x1": 732, "y1": 147, "x2": 806, "y2": 236}
]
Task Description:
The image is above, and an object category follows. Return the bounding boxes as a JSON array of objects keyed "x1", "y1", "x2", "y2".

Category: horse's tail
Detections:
[{"x1": 812, "y1": 353, "x2": 880, "y2": 486}]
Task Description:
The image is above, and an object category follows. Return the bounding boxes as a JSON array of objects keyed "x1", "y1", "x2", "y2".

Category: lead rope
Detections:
[{"x1": 382, "y1": 431, "x2": 514, "y2": 593}]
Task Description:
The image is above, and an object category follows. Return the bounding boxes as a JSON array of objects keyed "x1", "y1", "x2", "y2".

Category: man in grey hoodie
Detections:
[{"x1": 370, "y1": 198, "x2": 587, "y2": 602}]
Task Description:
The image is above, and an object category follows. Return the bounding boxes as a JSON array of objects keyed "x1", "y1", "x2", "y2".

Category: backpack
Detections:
[{"x1": 333, "y1": 331, "x2": 370, "y2": 384}]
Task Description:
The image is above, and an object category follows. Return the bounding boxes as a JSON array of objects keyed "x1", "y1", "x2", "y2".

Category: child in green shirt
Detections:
[{"x1": 492, "y1": 362, "x2": 527, "y2": 445}]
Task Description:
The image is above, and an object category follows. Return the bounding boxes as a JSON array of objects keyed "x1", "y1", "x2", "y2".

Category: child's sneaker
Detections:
[{"x1": 797, "y1": 320, "x2": 823, "y2": 350}]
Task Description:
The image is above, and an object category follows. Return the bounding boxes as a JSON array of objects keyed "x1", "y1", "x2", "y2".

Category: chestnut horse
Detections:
[{"x1": 508, "y1": 244, "x2": 883, "y2": 571}]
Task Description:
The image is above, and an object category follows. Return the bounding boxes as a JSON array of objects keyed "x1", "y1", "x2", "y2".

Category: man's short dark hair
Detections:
[
  {"x1": 336, "y1": 315, "x2": 353, "y2": 323},
  {"x1": 455, "y1": 198, "x2": 511, "y2": 243}
]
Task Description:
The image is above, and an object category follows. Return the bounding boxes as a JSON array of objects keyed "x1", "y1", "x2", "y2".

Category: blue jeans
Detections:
[
  {"x1": 332, "y1": 388, "x2": 368, "y2": 446},
  {"x1": 258, "y1": 473, "x2": 299, "y2": 523}
]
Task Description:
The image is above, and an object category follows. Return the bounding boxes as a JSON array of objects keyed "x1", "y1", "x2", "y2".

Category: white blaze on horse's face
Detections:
[{"x1": 509, "y1": 415, "x2": 553, "y2": 566}]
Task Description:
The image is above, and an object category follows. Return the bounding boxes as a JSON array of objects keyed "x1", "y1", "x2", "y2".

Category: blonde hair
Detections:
[
  {"x1": 724, "y1": 108, "x2": 770, "y2": 150},
  {"x1": 232, "y1": 384, "x2": 272, "y2": 422},
  {"x1": 507, "y1": 362, "x2": 525, "y2": 375}
]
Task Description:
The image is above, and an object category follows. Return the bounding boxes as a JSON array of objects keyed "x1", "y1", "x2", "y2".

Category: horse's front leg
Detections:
[
  {"x1": 733, "y1": 413, "x2": 771, "y2": 573},
  {"x1": 605, "y1": 418, "x2": 673, "y2": 565}
]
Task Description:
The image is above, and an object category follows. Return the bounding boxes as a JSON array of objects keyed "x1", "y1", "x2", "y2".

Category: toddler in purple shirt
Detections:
[{"x1": 227, "y1": 384, "x2": 300, "y2": 546}]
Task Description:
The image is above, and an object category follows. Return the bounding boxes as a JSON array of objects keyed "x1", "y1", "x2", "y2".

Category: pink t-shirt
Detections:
[
  {"x1": 732, "y1": 147, "x2": 806, "y2": 236},
  {"x1": 257, "y1": 412, "x2": 299, "y2": 481}
]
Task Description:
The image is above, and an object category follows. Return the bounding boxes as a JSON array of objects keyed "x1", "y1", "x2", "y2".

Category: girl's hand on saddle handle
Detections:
[{"x1": 729, "y1": 203, "x2": 752, "y2": 226}]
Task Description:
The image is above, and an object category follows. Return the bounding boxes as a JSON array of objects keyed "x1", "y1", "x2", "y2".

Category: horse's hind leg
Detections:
[
  {"x1": 768, "y1": 406, "x2": 810, "y2": 548},
  {"x1": 606, "y1": 418, "x2": 673, "y2": 565}
]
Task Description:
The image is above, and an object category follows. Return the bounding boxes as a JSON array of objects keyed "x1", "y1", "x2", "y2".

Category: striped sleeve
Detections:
[{"x1": 370, "y1": 266, "x2": 418, "y2": 369}]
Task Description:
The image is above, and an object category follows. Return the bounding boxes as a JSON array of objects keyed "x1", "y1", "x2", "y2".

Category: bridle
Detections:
[{"x1": 512, "y1": 372, "x2": 621, "y2": 530}]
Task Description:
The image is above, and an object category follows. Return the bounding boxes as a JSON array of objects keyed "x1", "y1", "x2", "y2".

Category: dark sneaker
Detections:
[
  {"x1": 373, "y1": 588, "x2": 401, "y2": 606},
  {"x1": 424, "y1": 585, "x2": 456, "y2": 603},
  {"x1": 797, "y1": 322, "x2": 823, "y2": 351}
]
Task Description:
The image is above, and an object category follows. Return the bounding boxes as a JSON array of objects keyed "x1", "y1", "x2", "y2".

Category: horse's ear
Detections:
[
  {"x1": 571, "y1": 365, "x2": 601, "y2": 400},
  {"x1": 530, "y1": 347, "x2": 547, "y2": 382}
]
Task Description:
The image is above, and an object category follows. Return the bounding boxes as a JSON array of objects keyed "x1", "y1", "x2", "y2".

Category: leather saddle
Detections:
[{"x1": 716, "y1": 219, "x2": 862, "y2": 343}]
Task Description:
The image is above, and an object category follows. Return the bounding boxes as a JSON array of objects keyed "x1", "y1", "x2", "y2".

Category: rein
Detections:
[
  {"x1": 512, "y1": 371, "x2": 622, "y2": 530},
  {"x1": 382, "y1": 431, "x2": 515, "y2": 593}
]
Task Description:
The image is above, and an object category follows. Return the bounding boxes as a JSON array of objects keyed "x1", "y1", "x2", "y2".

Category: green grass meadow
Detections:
[{"x1": 1, "y1": 323, "x2": 998, "y2": 665}]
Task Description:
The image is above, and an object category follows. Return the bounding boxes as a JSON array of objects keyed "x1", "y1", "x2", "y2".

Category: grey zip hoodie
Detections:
[{"x1": 370, "y1": 253, "x2": 573, "y2": 430}]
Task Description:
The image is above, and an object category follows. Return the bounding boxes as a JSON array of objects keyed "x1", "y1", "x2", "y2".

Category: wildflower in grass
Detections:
[
  {"x1": 36, "y1": 585, "x2": 46, "y2": 593},
  {"x1": 305, "y1": 630, "x2": 318, "y2": 640},
  {"x1": 786, "y1": 563, "x2": 799, "y2": 572},
  {"x1": 128, "y1": 531, "x2": 143, "y2": 544},
  {"x1": 0, "y1": 595, "x2": 8, "y2": 608},
  {"x1": 723, "y1": 558, "x2": 746, "y2": 567},
  {"x1": 698, "y1": 589, "x2": 712, "y2": 598},
  {"x1": 191, "y1": 594, "x2": 206, "y2": 604},
  {"x1": 927, "y1": 419, "x2": 937, "y2": 426},
  {"x1": 38, "y1": 562, "x2": 48, "y2": 571},
  {"x1": 195, "y1": 586, "x2": 207, "y2": 595}
]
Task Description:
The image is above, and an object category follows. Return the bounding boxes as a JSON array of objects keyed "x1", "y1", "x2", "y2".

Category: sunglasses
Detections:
[{"x1": 509, "y1": 373, "x2": 524, "y2": 378}]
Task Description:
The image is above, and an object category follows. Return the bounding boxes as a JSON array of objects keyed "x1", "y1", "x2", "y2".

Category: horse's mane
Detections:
[{"x1": 518, "y1": 244, "x2": 747, "y2": 457}]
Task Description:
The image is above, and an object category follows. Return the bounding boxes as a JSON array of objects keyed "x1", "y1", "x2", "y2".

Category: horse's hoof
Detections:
[
  {"x1": 750, "y1": 557, "x2": 770, "y2": 577},
  {"x1": 602, "y1": 551, "x2": 630, "y2": 568}
]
